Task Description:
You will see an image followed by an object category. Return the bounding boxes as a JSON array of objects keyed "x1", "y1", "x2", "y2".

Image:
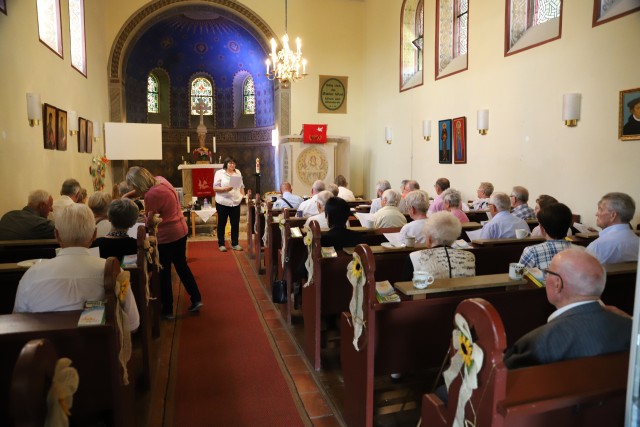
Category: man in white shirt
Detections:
[
  {"x1": 297, "y1": 180, "x2": 326, "y2": 217},
  {"x1": 586, "y1": 192, "x2": 639, "y2": 264},
  {"x1": 399, "y1": 190, "x2": 429, "y2": 244},
  {"x1": 14, "y1": 203, "x2": 140, "y2": 331},
  {"x1": 273, "y1": 181, "x2": 304, "y2": 210},
  {"x1": 372, "y1": 189, "x2": 407, "y2": 229},
  {"x1": 335, "y1": 174, "x2": 355, "y2": 201},
  {"x1": 52, "y1": 178, "x2": 83, "y2": 215},
  {"x1": 369, "y1": 179, "x2": 391, "y2": 214},
  {"x1": 304, "y1": 190, "x2": 334, "y2": 229},
  {"x1": 479, "y1": 192, "x2": 529, "y2": 239}
]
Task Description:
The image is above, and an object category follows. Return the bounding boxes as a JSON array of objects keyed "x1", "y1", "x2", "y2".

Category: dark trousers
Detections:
[
  {"x1": 158, "y1": 234, "x2": 202, "y2": 315},
  {"x1": 216, "y1": 203, "x2": 240, "y2": 246}
]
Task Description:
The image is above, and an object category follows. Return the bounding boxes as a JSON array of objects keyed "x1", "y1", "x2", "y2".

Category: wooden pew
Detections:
[
  {"x1": 421, "y1": 298, "x2": 628, "y2": 427},
  {"x1": 465, "y1": 210, "x2": 488, "y2": 223},
  {"x1": 0, "y1": 239, "x2": 59, "y2": 263},
  {"x1": 0, "y1": 258, "x2": 134, "y2": 427},
  {"x1": 10, "y1": 339, "x2": 59, "y2": 427},
  {"x1": 339, "y1": 244, "x2": 636, "y2": 427},
  {"x1": 0, "y1": 263, "x2": 27, "y2": 314},
  {"x1": 253, "y1": 194, "x2": 266, "y2": 274}
]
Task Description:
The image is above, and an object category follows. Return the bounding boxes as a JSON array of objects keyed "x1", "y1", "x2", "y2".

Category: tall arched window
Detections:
[
  {"x1": 147, "y1": 74, "x2": 159, "y2": 113},
  {"x1": 506, "y1": 0, "x2": 562, "y2": 56},
  {"x1": 436, "y1": 0, "x2": 469, "y2": 79},
  {"x1": 190, "y1": 77, "x2": 214, "y2": 115},
  {"x1": 400, "y1": 0, "x2": 424, "y2": 92},
  {"x1": 243, "y1": 76, "x2": 255, "y2": 115}
]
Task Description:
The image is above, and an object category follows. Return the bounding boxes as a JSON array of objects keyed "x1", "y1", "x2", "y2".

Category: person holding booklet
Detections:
[{"x1": 214, "y1": 156, "x2": 245, "y2": 252}]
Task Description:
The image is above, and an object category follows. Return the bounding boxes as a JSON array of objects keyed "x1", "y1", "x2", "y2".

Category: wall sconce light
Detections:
[
  {"x1": 422, "y1": 120, "x2": 431, "y2": 141},
  {"x1": 68, "y1": 111, "x2": 78, "y2": 135},
  {"x1": 26, "y1": 93, "x2": 42, "y2": 126},
  {"x1": 477, "y1": 109, "x2": 489, "y2": 135},
  {"x1": 385, "y1": 127, "x2": 393, "y2": 144},
  {"x1": 562, "y1": 93, "x2": 581, "y2": 127},
  {"x1": 93, "y1": 121, "x2": 102, "y2": 141},
  {"x1": 271, "y1": 128, "x2": 279, "y2": 147}
]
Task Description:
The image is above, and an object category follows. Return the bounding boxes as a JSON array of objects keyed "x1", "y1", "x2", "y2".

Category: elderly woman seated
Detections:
[
  {"x1": 304, "y1": 190, "x2": 334, "y2": 229},
  {"x1": 399, "y1": 190, "x2": 429, "y2": 244},
  {"x1": 442, "y1": 188, "x2": 469, "y2": 223},
  {"x1": 402, "y1": 211, "x2": 475, "y2": 281},
  {"x1": 88, "y1": 191, "x2": 113, "y2": 238},
  {"x1": 92, "y1": 198, "x2": 140, "y2": 260}
]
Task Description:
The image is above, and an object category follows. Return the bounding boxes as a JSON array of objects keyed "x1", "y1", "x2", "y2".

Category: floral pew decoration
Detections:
[{"x1": 346, "y1": 252, "x2": 366, "y2": 351}]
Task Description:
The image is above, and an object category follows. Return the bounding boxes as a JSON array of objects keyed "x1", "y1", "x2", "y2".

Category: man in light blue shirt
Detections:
[
  {"x1": 273, "y1": 181, "x2": 304, "y2": 210},
  {"x1": 479, "y1": 192, "x2": 529, "y2": 239},
  {"x1": 586, "y1": 192, "x2": 639, "y2": 264}
]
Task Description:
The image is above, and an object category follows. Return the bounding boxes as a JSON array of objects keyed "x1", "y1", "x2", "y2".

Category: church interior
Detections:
[{"x1": 1, "y1": 0, "x2": 640, "y2": 426}]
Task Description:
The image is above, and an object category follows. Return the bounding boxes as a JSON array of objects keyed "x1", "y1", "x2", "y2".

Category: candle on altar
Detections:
[
  {"x1": 187, "y1": 136, "x2": 190, "y2": 153},
  {"x1": 256, "y1": 157, "x2": 260, "y2": 174},
  {"x1": 213, "y1": 136, "x2": 216, "y2": 153}
]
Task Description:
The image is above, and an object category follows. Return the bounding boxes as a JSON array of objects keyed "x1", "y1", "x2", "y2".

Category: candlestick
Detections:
[
  {"x1": 213, "y1": 136, "x2": 216, "y2": 153},
  {"x1": 186, "y1": 136, "x2": 190, "y2": 153},
  {"x1": 256, "y1": 157, "x2": 260, "y2": 174}
]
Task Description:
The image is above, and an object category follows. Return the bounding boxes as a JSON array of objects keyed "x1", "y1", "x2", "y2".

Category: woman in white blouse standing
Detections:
[{"x1": 214, "y1": 157, "x2": 245, "y2": 252}]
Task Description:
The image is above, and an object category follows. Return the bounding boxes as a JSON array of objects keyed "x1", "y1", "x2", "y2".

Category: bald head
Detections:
[{"x1": 546, "y1": 249, "x2": 605, "y2": 308}]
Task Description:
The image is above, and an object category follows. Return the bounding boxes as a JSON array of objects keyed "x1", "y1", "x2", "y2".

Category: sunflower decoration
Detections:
[
  {"x1": 303, "y1": 226, "x2": 313, "y2": 246},
  {"x1": 115, "y1": 271, "x2": 130, "y2": 303},
  {"x1": 352, "y1": 257, "x2": 362, "y2": 280},
  {"x1": 442, "y1": 313, "x2": 485, "y2": 427}
]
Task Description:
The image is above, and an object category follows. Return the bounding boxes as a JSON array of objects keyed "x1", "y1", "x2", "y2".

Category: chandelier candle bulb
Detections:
[
  {"x1": 187, "y1": 136, "x2": 190, "y2": 153},
  {"x1": 213, "y1": 136, "x2": 216, "y2": 153},
  {"x1": 296, "y1": 37, "x2": 301, "y2": 54}
]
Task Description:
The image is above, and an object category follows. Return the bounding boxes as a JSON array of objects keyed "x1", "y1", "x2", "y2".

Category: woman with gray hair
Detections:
[
  {"x1": 399, "y1": 190, "x2": 429, "y2": 244},
  {"x1": 471, "y1": 181, "x2": 494, "y2": 210},
  {"x1": 402, "y1": 211, "x2": 475, "y2": 280},
  {"x1": 88, "y1": 191, "x2": 113, "y2": 237},
  {"x1": 92, "y1": 198, "x2": 139, "y2": 260},
  {"x1": 442, "y1": 188, "x2": 469, "y2": 223}
]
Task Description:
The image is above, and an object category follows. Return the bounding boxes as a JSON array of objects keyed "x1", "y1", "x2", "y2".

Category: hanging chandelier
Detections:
[{"x1": 265, "y1": 0, "x2": 307, "y2": 87}]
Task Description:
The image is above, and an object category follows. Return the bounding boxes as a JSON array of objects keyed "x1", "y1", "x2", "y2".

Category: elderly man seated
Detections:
[
  {"x1": 297, "y1": 180, "x2": 325, "y2": 217},
  {"x1": 335, "y1": 175, "x2": 356, "y2": 201},
  {"x1": 504, "y1": 249, "x2": 631, "y2": 369},
  {"x1": 399, "y1": 190, "x2": 429, "y2": 244},
  {"x1": 479, "y1": 192, "x2": 529, "y2": 239},
  {"x1": 399, "y1": 180, "x2": 420, "y2": 214},
  {"x1": 519, "y1": 203, "x2": 573, "y2": 271},
  {"x1": 0, "y1": 189, "x2": 55, "y2": 240},
  {"x1": 273, "y1": 181, "x2": 304, "y2": 210},
  {"x1": 52, "y1": 178, "x2": 83, "y2": 214},
  {"x1": 304, "y1": 190, "x2": 334, "y2": 229},
  {"x1": 369, "y1": 179, "x2": 391, "y2": 214},
  {"x1": 510, "y1": 185, "x2": 536, "y2": 220},
  {"x1": 13, "y1": 203, "x2": 140, "y2": 331},
  {"x1": 372, "y1": 189, "x2": 407, "y2": 228},
  {"x1": 586, "y1": 192, "x2": 639, "y2": 264}
]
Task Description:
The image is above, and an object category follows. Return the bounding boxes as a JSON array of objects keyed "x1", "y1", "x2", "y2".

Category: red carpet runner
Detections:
[{"x1": 171, "y1": 241, "x2": 305, "y2": 426}]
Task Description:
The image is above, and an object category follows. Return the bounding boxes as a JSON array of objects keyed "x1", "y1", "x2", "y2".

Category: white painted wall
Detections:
[{"x1": 0, "y1": 1, "x2": 111, "y2": 213}]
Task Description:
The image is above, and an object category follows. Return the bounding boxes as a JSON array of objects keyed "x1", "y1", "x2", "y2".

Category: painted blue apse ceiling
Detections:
[{"x1": 125, "y1": 12, "x2": 274, "y2": 129}]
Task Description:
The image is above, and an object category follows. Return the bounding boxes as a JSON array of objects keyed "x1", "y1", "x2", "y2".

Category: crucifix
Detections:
[{"x1": 195, "y1": 98, "x2": 210, "y2": 126}]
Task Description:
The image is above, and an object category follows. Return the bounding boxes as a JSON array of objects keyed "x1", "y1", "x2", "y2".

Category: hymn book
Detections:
[
  {"x1": 375, "y1": 280, "x2": 400, "y2": 304},
  {"x1": 78, "y1": 301, "x2": 106, "y2": 326}
]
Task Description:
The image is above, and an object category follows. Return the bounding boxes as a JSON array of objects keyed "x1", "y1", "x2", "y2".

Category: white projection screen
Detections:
[{"x1": 105, "y1": 122, "x2": 162, "y2": 160}]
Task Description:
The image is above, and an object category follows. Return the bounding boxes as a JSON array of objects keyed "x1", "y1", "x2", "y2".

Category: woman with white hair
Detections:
[
  {"x1": 372, "y1": 189, "x2": 407, "y2": 228},
  {"x1": 399, "y1": 190, "x2": 429, "y2": 244},
  {"x1": 304, "y1": 190, "x2": 334, "y2": 229},
  {"x1": 369, "y1": 179, "x2": 391, "y2": 214},
  {"x1": 402, "y1": 211, "x2": 475, "y2": 280},
  {"x1": 442, "y1": 188, "x2": 469, "y2": 223}
]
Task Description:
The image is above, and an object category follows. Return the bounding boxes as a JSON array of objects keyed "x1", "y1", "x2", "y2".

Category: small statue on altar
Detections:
[{"x1": 192, "y1": 99, "x2": 212, "y2": 164}]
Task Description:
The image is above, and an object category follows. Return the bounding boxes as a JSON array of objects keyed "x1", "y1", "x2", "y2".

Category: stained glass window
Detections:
[
  {"x1": 400, "y1": 0, "x2": 424, "y2": 91},
  {"x1": 508, "y1": 0, "x2": 562, "y2": 53},
  {"x1": 147, "y1": 74, "x2": 159, "y2": 113},
  {"x1": 36, "y1": 0, "x2": 63, "y2": 56},
  {"x1": 190, "y1": 77, "x2": 213, "y2": 115},
  {"x1": 69, "y1": 0, "x2": 86, "y2": 75},
  {"x1": 437, "y1": 0, "x2": 468, "y2": 77},
  {"x1": 243, "y1": 76, "x2": 255, "y2": 114}
]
